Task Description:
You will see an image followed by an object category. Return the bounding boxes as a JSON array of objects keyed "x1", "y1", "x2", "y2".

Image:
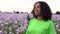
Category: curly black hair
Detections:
[{"x1": 31, "y1": 1, "x2": 52, "y2": 21}]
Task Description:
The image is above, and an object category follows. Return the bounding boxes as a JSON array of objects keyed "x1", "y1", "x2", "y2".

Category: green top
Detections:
[{"x1": 26, "y1": 18, "x2": 56, "y2": 34}]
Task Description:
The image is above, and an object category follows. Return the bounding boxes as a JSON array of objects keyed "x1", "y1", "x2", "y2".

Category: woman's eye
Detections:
[{"x1": 37, "y1": 6, "x2": 40, "y2": 8}]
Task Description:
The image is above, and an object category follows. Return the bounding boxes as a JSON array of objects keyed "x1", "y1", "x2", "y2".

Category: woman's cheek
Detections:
[{"x1": 37, "y1": 8, "x2": 40, "y2": 11}]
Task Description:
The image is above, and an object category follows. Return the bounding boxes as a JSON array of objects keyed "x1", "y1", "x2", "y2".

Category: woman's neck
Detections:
[{"x1": 37, "y1": 16, "x2": 43, "y2": 20}]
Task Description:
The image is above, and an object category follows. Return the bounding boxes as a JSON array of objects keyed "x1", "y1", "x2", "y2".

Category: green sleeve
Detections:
[
  {"x1": 28, "y1": 19, "x2": 32, "y2": 27},
  {"x1": 26, "y1": 20, "x2": 32, "y2": 34},
  {"x1": 48, "y1": 21, "x2": 56, "y2": 34}
]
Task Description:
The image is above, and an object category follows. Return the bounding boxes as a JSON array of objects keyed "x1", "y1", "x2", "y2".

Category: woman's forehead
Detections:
[{"x1": 35, "y1": 3, "x2": 41, "y2": 7}]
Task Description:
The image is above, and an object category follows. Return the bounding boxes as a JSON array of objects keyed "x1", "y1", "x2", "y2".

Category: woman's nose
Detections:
[{"x1": 34, "y1": 8, "x2": 37, "y2": 11}]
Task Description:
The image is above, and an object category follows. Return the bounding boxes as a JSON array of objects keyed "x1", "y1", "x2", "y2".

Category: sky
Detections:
[{"x1": 0, "y1": 0, "x2": 60, "y2": 13}]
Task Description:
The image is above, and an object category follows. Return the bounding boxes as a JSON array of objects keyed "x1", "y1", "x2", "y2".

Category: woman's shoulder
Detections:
[
  {"x1": 48, "y1": 20, "x2": 53, "y2": 22},
  {"x1": 29, "y1": 18, "x2": 36, "y2": 22},
  {"x1": 47, "y1": 20, "x2": 54, "y2": 25},
  {"x1": 28, "y1": 18, "x2": 36, "y2": 25}
]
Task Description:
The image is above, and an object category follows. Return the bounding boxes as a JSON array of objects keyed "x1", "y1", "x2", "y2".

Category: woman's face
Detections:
[{"x1": 34, "y1": 3, "x2": 41, "y2": 16}]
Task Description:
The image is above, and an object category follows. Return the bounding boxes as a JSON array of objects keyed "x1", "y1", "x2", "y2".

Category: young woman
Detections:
[{"x1": 26, "y1": 1, "x2": 56, "y2": 34}]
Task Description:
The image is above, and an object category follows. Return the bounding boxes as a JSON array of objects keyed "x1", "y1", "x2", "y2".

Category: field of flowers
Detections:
[
  {"x1": 52, "y1": 14, "x2": 60, "y2": 34},
  {"x1": 0, "y1": 12, "x2": 33, "y2": 34},
  {"x1": 0, "y1": 12, "x2": 60, "y2": 34}
]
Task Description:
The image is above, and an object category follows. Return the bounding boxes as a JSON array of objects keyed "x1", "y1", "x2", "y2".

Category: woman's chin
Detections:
[
  {"x1": 35, "y1": 14, "x2": 38, "y2": 16},
  {"x1": 35, "y1": 14, "x2": 38, "y2": 15}
]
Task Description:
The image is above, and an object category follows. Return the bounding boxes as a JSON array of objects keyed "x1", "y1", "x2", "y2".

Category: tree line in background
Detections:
[
  {"x1": 56, "y1": 11, "x2": 60, "y2": 14},
  {"x1": 0, "y1": 10, "x2": 60, "y2": 14}
]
